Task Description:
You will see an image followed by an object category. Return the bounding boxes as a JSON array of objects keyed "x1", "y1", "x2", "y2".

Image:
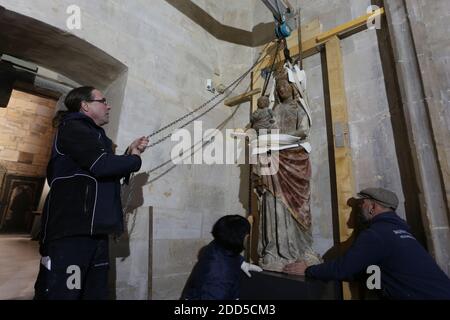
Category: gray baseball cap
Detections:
[{"x1": 357, "y1": 187, "x2": 399, "y2": 210}]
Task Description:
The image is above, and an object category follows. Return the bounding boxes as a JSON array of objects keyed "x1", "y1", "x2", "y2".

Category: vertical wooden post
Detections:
[
  {"x1": 324, "y1": 36, "x2": 356, "y2": 300},
  {"x1": 248, "y1": 70, "x2": 264, "y2": 263},
  {"x1": 147, "y1": 206, "x2": 153, "y2": 300}
]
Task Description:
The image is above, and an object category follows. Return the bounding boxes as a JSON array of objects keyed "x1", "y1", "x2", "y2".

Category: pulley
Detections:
[{"x1": 275, "y1": 17, "x2": 292, "y2": 39}]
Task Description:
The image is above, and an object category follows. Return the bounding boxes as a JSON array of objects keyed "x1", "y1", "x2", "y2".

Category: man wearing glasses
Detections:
[{"x1": 34, "y1": 86, "x2": 149, "y2": 300}]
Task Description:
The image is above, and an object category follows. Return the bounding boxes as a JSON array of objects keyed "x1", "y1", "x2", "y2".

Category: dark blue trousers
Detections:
[{"x1": 34, "y1": 235, "x2": 110, "y2": 300}]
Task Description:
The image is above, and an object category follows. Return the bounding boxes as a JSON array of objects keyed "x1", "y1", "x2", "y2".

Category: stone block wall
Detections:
[
  {"x1": 0, "y1": 0, "x2": 257, "y2": 300},
  {"x1": 384, "y1": 0, "x2": 450, "y2": 274},
  {"x1": 2, "y1": 0, "x2": 448, "y2": 300},
  {"x1": 0, "y1": 90, "x2": 56, "y2": 177},
  {"x1": 407, "y1": 0, "x2": 450, "y2": 226}
]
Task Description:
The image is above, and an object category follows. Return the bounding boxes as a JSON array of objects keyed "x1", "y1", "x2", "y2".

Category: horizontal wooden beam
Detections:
[
  {"x1": 259, "y1": 8, "x2": 385, "y2": 70},
  {"x1": 224, "y1": 88, "x2": 261, "y2": 107},
  {"x1": 317, "y1": 7, "x2": 384, "y2": 42}
]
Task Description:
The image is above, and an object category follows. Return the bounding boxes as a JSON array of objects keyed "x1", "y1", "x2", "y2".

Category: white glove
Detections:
[{"x1": 241, "y1": 261, "x2": 263, "y2": 278}]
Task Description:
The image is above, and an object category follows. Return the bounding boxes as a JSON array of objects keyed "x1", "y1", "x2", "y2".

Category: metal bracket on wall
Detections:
[{"x1": 333, "y1": 122, "x2": 346, "y2": 148}]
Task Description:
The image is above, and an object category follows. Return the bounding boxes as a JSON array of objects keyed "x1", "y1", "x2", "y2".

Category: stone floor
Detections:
[{"x1": 0, "y1": 234, "x2": 40, "y2": 300}]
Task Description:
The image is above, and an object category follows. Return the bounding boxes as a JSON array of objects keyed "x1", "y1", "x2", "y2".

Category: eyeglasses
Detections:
[{"x1": 86, "y1": 98, "x2": 108, "y2": 105}]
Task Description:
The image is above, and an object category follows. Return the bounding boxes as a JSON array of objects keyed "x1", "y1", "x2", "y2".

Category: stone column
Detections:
[
  {"x1": 384, "y1": 0, "x2": 450, "y2": 274},
  {"x1": 404, "y1": 0, "x2": 450, "y2": 223}
]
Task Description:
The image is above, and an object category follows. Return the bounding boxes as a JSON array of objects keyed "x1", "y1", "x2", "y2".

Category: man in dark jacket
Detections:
[
  {"x1": 283, "y1": 187, "x2": 450, "y2": 299},
  {"x1": 34, "y1": 86, "x2": 149, "y2": 300}
]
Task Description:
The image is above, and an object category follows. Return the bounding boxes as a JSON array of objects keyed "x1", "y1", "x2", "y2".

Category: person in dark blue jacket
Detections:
[
  {"x1": 34, "y1": 86, "x2": 149, "y2": 300},
  {"x1": 181, "y1": 215, "x2": 262, "y2": 300},
  {"x1": 283, "y1": 187, "x2": 450, "y2": 300}
]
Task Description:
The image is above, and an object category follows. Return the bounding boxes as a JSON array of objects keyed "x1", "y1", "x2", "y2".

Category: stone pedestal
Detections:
[{"x1": 240, "y1": 271, "x2": 340, "y2": 300}]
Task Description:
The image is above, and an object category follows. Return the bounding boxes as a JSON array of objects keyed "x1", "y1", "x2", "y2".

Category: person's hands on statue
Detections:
[
  {"x1": 241, "y1": 261, "x2": 263, "y2": 278},
  {"x1": 282, "y1": 261, "x2": 308, "y2": 275}
]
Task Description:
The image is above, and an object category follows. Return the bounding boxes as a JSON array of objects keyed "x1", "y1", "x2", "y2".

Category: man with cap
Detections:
[{"x1": 283, "y1": 187, "x2": 450, "y2": 299}]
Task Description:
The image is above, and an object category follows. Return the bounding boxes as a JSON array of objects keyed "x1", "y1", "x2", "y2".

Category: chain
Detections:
[
  {"x1": 146, "y1": 81, "x2": 238, "y2": 148},
  {"x1": 262, "y1": 40, "x2": 284, "y2": 96},
  {"x1": 122, "y1": 42, "x2": 275, "y2": 214},
  {"x1": 147, "y1": 77, "x2": 250, "y2": 176},
  {"x1": 122, "y1": 71, "x2": 248, "y2": 214},
  {"x1": 145, "y1": 43, "x2": 273, "y2": 149}
]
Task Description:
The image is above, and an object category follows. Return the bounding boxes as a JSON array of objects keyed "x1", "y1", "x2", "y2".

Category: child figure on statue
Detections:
[{"x1": 251, "y1": 96, "x2": 275, "y2": 133}]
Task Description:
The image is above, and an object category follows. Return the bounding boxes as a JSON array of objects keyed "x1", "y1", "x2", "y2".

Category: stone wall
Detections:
[
  {"x1": 407, "y1": 1, "x2": 450, "y2": 214},
  {"x1": 0, "y1": 0, "x2": 256, "y2": 300},
  {"x1": 0, "y1": 90, "x2": 56, "y2": 177},
  {"x1": 384, "y1": 0, "x2": 450, "y2": 274},
  {"x1": 1, "y1": 0, "x2": 448, "y2": 300},
  {"x1": 407, "y1": 0, "x2": 450, "y2": 274}
]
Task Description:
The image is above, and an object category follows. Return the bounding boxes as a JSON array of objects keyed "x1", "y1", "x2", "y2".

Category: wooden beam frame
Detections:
[
  {"x1": 224, "y1": 88, "x2": 261, "y2": 107},
  {"x1": 317, "y1": 7, "x2": 384, "y2": 42},
  {"x1": 324, "y1": 36, "x2": 356, "y2": 300},
  {"x1": 325, "y1": 36, "x2": 356, "y2": 243},
  {"x1": 258, "y1": 8, "x2": 385, "y2": 70}
]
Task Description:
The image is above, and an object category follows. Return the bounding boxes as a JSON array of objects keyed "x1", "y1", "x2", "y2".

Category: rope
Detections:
[
  {"x1": 122, "y1": 42, "x2": 276, "y2": 213},
  {"x1": 297, "y1": 7, "x2": 303, "y2": 69},
  {"x1": 144, "y1": 42, "x2": 274, "y2": 149},
  {"x1": 262, "y1": 40, "x2": 283, "y2": 96}
]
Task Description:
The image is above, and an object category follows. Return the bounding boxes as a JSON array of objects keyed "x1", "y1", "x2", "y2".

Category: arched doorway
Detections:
[{"x1": 0, "y1": 7, "x2": 128, "y2": 299}]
